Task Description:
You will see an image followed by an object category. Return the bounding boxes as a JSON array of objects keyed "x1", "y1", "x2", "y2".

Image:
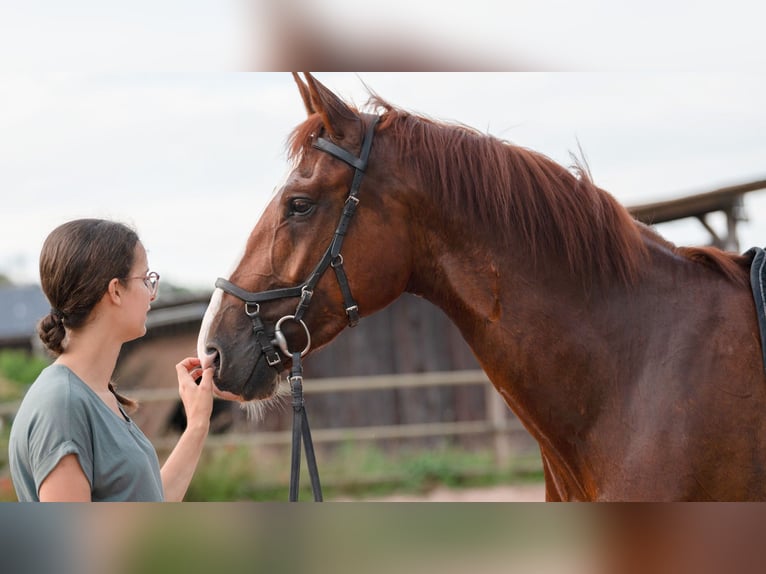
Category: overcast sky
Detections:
[
  {"x1": 1, "y1": 72, "x2": 765, "y2": 290},
  {"x1": 2, "y1": 2, "x2": 765, "y2": 290}
]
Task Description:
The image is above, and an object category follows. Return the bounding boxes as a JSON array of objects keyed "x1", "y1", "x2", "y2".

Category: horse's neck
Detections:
[
  {"x1": 410, "y1": 232, "x2": 619, "y2": 412},
  {"x1": 410, "y1": 225, "x2": 726, "y2": 396},
  {"x1": 408, "y1": 227, "x2": 710, "y2": 498},
  {"x1": 410, "y1": 221, "x2": 756, "y2": 498}
]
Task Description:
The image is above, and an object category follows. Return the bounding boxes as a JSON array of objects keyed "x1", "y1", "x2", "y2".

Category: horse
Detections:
[{"x1": 197, "y1": 73, "x2": 766, "y2": 501}]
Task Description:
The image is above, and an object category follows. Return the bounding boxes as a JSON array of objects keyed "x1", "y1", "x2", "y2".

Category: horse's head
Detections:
[{"x1": 197, "y1": 73, "x2": 413, "y2": 401}]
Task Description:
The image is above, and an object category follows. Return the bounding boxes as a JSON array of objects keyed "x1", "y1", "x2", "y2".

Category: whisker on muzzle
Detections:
[{"x1": 239, "y1": 374, "x2": 291, "y2": 422}]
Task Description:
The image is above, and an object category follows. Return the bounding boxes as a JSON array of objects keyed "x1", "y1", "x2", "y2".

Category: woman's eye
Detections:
[{"x1": 288, "y1": 198, "x2": 314, "y2": 216}]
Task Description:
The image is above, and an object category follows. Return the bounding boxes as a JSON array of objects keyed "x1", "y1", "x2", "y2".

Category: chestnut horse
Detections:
[{"x1": 198, "y1": 73, "x2": 766, "y2": 501}]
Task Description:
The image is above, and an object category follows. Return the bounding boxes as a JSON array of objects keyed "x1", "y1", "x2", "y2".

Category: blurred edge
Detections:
[{"x1": 2, "y1": 504, "x2": 766, "y2": 574}]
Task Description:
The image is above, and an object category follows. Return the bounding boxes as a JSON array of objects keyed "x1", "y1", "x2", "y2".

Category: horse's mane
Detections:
[{"x1": 287, "y1": 97, "x2": 750, "y2": 288}]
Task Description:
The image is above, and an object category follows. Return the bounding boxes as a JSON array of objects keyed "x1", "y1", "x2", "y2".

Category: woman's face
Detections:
[{"x1": 121, "y1": 242, "x2": 157, "y2": 341}]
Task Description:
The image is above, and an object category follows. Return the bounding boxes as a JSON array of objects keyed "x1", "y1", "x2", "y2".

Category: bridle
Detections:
[
  {"x1": 215, "y1": 113, "x2": 379, "y2": 366},
  {"x1": 214, "y1": 113, "x2": 380, "y2": 501}
]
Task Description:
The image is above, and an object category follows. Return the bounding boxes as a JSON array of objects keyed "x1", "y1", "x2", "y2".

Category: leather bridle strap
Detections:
[
  {"x1": 288, "y1": 352, "x2": 322, "y2": 501},
  {"x1": 215, "y1": 113, "x2": 380, "y2": 330}
]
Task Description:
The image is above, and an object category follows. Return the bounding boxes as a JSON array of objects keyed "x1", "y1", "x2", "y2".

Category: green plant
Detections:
[
  {"x1": 182, "y1": 440, "x2": 542, "y2": 501},
  {"x1": 0, "y1": 350, "x2": 49, "y2": 387}
]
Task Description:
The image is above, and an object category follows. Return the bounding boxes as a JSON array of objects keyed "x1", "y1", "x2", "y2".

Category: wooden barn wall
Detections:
[{"x1": 296, "y1": 293, "x2": 484, "y2": 432}]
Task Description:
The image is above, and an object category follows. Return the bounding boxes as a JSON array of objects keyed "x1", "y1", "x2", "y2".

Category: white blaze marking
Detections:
[{"x1": 197, "y1": 288, "x2": 223, "y2": 370}]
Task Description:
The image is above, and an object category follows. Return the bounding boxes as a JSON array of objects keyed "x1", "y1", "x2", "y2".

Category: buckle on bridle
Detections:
[
  {"x1": 245, "y1": 302, "x2": 260, "y2": 317},
  {"x1": 265, "y1": 350, "x2": 282, "y2": 367}
]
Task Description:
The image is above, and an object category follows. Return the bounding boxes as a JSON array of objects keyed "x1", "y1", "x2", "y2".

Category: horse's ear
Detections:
[
  {"x1": 302, "y1": 72, "x2": 359, "y2": 140},
  {"x1": 292, "y1": 72, "x2": 315, "y2": 115}
]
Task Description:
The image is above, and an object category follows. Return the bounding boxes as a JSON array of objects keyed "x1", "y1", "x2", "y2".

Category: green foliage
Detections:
[
  {"x1": 183, "y1": 440, "x2": 542, "y2": 501},
  {"x1": 184, "y1": 446, "x2": 277, "y2": 502},
  {"x1": 0, "y1": 350, "x2": 49, "y2": 403},
  {"x1": 399, "y1": 446, "x2": 495, "y2": 490},
  {"x1": 0, "y1": 350, "x2": 49, "y2": 388}
]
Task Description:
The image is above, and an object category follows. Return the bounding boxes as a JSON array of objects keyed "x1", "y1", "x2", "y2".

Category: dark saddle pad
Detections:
[{"x1": 745, "y1": 246, "x2": 766, "y2": 375}]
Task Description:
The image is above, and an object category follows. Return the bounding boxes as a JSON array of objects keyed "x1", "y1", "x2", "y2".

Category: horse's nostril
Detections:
[{"x1": 200, "y1": 346, "x2": 221, "y2": 372}]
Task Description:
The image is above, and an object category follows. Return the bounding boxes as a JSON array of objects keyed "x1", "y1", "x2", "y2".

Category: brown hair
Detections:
[{"x1": 37, "y1": 218, "x2": 140, "y2": 411}]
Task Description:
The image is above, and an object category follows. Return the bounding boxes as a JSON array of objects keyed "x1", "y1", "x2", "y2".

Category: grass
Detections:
[{"x1": 184, "y1": 441, "x2": 544, "y2": 501}]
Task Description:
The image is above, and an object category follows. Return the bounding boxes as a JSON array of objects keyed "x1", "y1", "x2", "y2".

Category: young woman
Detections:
[{"x1": 9, "y1": 218, "x2": 216, "y2": 501}]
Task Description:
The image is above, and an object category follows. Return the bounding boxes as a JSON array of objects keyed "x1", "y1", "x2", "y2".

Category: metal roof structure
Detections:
[{"x1": 0, "y1": 284, "x2": 49, "y2": 347}]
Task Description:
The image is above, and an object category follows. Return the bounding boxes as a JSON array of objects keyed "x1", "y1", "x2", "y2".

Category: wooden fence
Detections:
[{"x1": 140, "y1": 370, "x2": 533, "y2": 467}]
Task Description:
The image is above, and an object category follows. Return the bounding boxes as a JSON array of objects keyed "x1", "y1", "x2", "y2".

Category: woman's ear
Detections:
[{"x1": 106, "y1": 278, "x2": 123, "y2": 306}]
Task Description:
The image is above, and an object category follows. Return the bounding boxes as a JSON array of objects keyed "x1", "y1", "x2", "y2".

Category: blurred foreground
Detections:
[{"x1": 3, "y1": 504, "x2": 766, "y2": 574}]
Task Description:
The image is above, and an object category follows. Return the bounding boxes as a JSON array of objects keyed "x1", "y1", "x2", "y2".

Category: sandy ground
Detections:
[{"x1": 335, "y1": 483, "x2": 546, "y2": 502}]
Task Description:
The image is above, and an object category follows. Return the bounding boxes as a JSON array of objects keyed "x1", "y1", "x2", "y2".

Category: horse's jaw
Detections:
[{"x1": 214, "y1": 354, "x2": 280, "y2": 402}]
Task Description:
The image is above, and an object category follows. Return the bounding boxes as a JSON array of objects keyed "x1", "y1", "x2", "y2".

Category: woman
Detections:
[{"x1": 9, "y1": 218, "x2": 215, "y2": 501}]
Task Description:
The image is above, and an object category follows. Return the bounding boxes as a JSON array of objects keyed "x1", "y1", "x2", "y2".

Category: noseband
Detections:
[{"x1": 213, "y1": 114, "x2": 380, "y2": 501}]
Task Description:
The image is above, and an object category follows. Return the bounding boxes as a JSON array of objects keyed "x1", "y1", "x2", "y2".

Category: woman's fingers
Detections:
[
  {"x1": 198, "y1": 367, "x2": 214, "y2": 390},
  {"x1": 176, "y1": 357, "x2": 206, "y2": 383},
  {"x1": 177, "y1": 357, "x2": 201, "y2": 372}
]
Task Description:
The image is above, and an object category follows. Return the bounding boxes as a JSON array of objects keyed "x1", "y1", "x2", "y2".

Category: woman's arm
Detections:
[
  {"x1": 39, "y1": 454, "x2": 91, "y2": 502},
  {"x1": 160, "y1": 358, "x2": 214, "y2": 502}
]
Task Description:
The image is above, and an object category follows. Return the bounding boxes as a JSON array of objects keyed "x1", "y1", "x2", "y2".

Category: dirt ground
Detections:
[{"x1": 336, "y1": 483, "x2": 546, "y2": 502}]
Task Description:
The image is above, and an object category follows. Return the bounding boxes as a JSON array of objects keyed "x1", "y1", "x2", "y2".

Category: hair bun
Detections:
[{"x1": 37, "y1": 312, "x2": 67, "y2": 356}]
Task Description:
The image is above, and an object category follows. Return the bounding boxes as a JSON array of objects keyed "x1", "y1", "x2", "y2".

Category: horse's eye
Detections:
[{"x1": 288, "y1": 198, "x2": 314, "y2": 216}]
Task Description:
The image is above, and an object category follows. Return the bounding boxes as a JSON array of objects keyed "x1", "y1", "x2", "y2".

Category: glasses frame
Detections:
[{"x1": 124, "y1": 271, "x2": 161, "y2": 297}]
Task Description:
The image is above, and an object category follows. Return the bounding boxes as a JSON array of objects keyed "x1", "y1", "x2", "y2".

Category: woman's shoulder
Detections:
[{"x1": 20, "y1": 364, "x2": 95, "y2": 412}]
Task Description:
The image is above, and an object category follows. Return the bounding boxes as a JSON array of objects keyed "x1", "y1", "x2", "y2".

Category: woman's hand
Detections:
[
  {"x1": 175, "y1": 357, "x2": 214, "y2": 432},
  {"x1": 162, "y1": 357, "x2": 216, "y2": 501}
]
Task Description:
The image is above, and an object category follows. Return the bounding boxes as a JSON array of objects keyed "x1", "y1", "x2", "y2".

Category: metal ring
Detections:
[
  {"x1": 273, "y1": 315, "x2": 312, "y2": 358},
  {"x1": 245, "y1": 302, "x2": 260, "y2": 317}
]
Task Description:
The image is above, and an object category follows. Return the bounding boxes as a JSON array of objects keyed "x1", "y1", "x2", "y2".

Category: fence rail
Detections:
[{"x1": 149, "y1": 370, "x2": 529, "y2": 465}]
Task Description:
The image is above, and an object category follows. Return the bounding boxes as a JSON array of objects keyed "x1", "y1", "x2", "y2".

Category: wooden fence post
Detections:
[{"x1": 485, "y1": 381, "x2": 512, "y2": 468}]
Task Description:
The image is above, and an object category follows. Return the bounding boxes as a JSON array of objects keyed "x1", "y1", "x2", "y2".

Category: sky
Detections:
[
  {"x1": 2, "y1": 72, "x2": 765, "y2": 291},
  {"x1": 1, "y1": 3, "x2": 765, "y2": 290}
]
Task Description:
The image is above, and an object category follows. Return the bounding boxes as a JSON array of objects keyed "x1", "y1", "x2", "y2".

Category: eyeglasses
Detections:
[{"x1": 124, "y1": 271, "x2": 160, "y2": 297}]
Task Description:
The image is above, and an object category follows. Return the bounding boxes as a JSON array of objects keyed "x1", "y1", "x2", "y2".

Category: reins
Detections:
[
  {"x1": 288, "y1": 351, "x2": 322, "y2": 501},
  {"x1": 214, "y1": 114, "x2": 380, "y2": 501}
]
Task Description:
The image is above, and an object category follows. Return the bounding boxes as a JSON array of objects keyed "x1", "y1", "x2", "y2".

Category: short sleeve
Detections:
[
  {"x1": 24, "y1": 382, "x2": 95, "y2": 495},
  {"x1": 32, "y1": 440, "x2": 90, "y2": 494}
]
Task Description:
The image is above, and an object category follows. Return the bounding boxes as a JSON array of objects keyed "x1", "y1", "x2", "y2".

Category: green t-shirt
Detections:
[{"x1": 9, "y1": 364, "x2": 164, "y2": 501}]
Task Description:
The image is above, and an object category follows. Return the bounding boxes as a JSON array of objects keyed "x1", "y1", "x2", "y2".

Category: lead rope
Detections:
[{"x1": 288, "y1": 351, "x2": 323, "y2": 501}]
